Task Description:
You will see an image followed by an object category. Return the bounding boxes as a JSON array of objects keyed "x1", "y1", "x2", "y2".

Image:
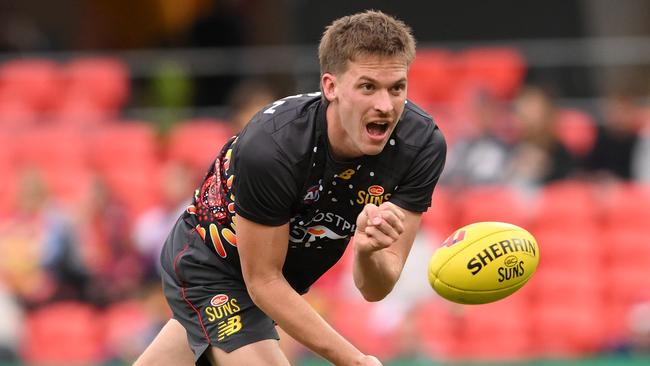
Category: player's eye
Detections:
[
  {"x1": 360, "y1": 83, "x2": 375, "y2": 92},
  {"x1": 391, "y1": 84, "x2": 406, "y2": 93}
]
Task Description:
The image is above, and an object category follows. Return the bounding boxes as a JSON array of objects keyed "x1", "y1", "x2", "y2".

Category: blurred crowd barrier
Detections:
[{"x1": 1, "y1": 49, "x2": 650, "y2": 365}]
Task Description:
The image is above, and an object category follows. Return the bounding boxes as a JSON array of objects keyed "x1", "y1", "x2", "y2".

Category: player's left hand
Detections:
[{"x1": 354, "y1": 202, "x2": 405, "y2": 253}]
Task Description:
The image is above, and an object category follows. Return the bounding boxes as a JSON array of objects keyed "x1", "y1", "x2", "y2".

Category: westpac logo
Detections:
[{"x1": 289, "y1": 212, "x2": 354, "y2": 245}]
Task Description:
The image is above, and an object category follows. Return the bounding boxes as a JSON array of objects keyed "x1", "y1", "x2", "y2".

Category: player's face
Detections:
[{"x1": 323, "y1": 54, "x2": 408, "y2": 160}]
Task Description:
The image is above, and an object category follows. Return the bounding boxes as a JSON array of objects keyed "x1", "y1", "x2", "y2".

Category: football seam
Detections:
[{"x1": 436, "y1": 275, "x2": 532, "y2": 293}]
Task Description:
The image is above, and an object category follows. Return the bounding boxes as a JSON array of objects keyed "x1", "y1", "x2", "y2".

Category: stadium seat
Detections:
[
  {"x1": 88, "y1": 121, "x2": 159, "y2": 171},
  {"x1": 530, "y1": 265, "x2": 602, "y2": 306},
  {"x1": 554, "y1": 108, "x2": 597, "y2": 157},
  {"x1": 20, "y1": 302, "x2": 104, "y2": 364},
  {"x1": 420, "y1": 187, "x2": 457, "y2": 236},
  {"x1": 532, "y1": 180, "x2": 600, "y2": 232},
  {"x1": 454, "y1": 47, "x2": 526, "y2": 101},
  {"x1": 166, "y1": 119, "x2": 234, "y2": 174},
  {"x1": 531, "y1": 300, "x2": 606, "y2": 358},
  {"x1": 328, "y1": 299, "x2": 396, "y2": 360},
  {"x1": 601, "y1": 183, "x2": 650, "y2": 229},
  {"x1": 0, "y1": 98, "x2": 38, "y2": 129},
  {"x1": 455, "y1": 296, "x2": 533, "y2": 361},
  {"x1": 104, "y1": 300, "x2": 156, "y2": 361},
  {"x1": 532, "y1": 227, "x2": 602, "y2": 271},
  {"x1": 413, "y1": 299, "x2": 464, "y2": 361},
  {"x1": 61, "y1": 57, "x2": 130, "y2": 113},
  {"x1": 14, "y1": 126, "x2": 88, "y2": 170},
  {"x1": 605, "y1": 265, "x2": 650, "y2": 307},
  {"x1": 407, "y1": 49, "x2": 456, "y2": 106},
  {"x1": 87, "y1": 122, "x2": 160, "y2": 215},
  {"x1": 601, "y1": 227, "x2": 650, "y2": 269},
  {"x1": 0, "y1": 59, "x2": 63, "y2": 112},
  {"x1": 455, "y1": 186, "x2": 531, "y2": 228}
]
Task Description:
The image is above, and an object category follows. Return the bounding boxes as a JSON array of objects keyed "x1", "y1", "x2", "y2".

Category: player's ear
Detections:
[{"x1": 321, "y1": 73, "x2": 337, "y2": 102}]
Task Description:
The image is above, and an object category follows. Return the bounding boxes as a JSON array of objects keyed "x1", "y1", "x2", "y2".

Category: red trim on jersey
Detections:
[{"x1": 173, "y1": 241, "x2": 212, "y2": 345}]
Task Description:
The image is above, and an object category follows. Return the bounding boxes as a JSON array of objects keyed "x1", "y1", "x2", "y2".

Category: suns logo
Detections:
[{"x1": 356, "y1": 185, "x2": 391, "y2": 205}]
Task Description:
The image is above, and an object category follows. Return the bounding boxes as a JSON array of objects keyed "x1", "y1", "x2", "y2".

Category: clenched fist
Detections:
[{"x1": 354, "y1": 202, "x2": 406, "y2": 254}]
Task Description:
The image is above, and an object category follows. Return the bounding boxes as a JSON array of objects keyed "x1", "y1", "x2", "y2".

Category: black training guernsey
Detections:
[{"x1": 187, "y1": 93, "x2": 446, "y2": 294}]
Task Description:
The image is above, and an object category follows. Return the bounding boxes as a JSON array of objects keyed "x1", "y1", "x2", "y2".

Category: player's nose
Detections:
[{"x1": 373, "y1": 89, "x2": 394, "y2": 115}]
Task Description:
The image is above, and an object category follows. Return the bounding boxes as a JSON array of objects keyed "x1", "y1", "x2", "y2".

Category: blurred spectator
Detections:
[
  {"x1": 133, "y1": 160, "x2": 195, "y2": 278},
  {"x1": 0, "y1": 168, "x2": 85, "y2": 308},
  {"x1": 627, "y1": 301, "x2": 650, "y2": 354},
  {"x1": 507, "y1": 86, "x2": 579, "y2": 192},
  {"x1": 75, "y1": 175, "x2": 147, "y2": 305},
  {"x1": 441, "y1": 89, "x2": 513, "y2": 187},
  {"x1": 226, "y1": 78, "x2": 278, "y2": 132},
  {"x1": 632, "y1": 107, "x2": 650, "y2": 182},
  {"x1": 0, "y1": 283, "x2": 23, "y2": 361},
  {"x1": 586, "y1": 92, "x2": 642, "y2": 181}
]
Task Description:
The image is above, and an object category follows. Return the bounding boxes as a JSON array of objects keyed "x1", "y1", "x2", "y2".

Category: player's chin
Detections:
[{"x1": 360, "y1": 143, "x2": 386, "y2": 156}]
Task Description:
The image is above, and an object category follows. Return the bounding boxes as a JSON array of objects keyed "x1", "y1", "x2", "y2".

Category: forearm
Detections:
[
  {"x1": 248, "y1": 275, "x2": 364, "y2": 365},
  {"x1": 353, "y1": 247, "x2": 402, "y2": 301}
]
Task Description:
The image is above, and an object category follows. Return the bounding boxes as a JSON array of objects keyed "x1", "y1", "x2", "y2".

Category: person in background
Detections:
[
  {"x1": 0, "y1": 168, "x2": 84, "y2": 307},
  {"x1": 507, "y1": 86, "x2": 578, "y2": 192},
  {"x1": 226, "y1": 79, "x2": 278, "y2": 133},
  {"x1": 133, "y1": 160, "x2": 196, "y2": 279},
  {"x1": 75, "y1": 175, "x2": 147, "y2": 305},
  {"x1": 441, "y1": 89, "x2": 513, "y2": 188},
  {"x1": 587, "y1": 91, "x2": 642, "y2": 181}
]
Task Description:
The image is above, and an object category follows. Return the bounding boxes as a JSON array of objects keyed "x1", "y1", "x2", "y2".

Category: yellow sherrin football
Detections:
[{"x1": 428, "y1": 222, "x2": 539, "y2": 304}]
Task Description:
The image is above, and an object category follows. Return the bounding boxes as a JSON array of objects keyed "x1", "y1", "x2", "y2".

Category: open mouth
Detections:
[{"x1": 366, "y1": 121, "x2": 389, "y2": 137}]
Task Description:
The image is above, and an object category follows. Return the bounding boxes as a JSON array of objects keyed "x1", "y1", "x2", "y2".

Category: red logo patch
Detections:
[
  {"x1": 368, "y1": 185, "x2": 384, "y2": 196},
  {"x1": 442, "y1": 230, "x2": 466, "y2": 247},
  {"x1": 210, "y1": 294, "x2": 229, "y2": 307}
]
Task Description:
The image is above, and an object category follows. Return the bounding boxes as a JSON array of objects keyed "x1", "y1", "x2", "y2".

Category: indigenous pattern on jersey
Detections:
[{"x1": 186, "y1": 93, "x2": 446, "y2": 294}]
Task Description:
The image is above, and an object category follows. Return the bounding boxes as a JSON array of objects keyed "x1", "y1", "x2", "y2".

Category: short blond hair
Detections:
[{"x1": 318, "y1": 10, "x2": 416, "y2": 76}]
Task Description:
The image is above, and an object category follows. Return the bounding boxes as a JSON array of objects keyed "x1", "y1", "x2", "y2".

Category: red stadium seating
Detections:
[
  {"x1": 166, "y1": 118, "x2": 234, "y2": 174},
  {"x1": 531, "y1": 300, "x2": 606, "y2": 357},
  {"x1": 21, "y1": 302, "x2": 104, "y2": 364},
  {"x1": 0, "y1": 59, "x2": 63, "y2": 112},
  {"x1": 454, "y1": 47, "x2": 526, "y2": 101},
  {"x1": 87, "y1": 122, "x2": 161, "y2": 214},
  {"x1": 328, "y1": 299, "x2": 396, "y2": 360},
  {"x1": 0, "y1": 98, "x2": 38, "y2": 129},
  {"x1": 61, "y1": 57, "x2": 130, "y2": 113},
  {"x1": 104, "y1": 300, "x2": 156, "y2": 360},
  {"x1": 407, "y1": 49, "x2": 456, "y2": 106},
  {"x1": 532, "y1": 180, "x2": 600, "y2": 232},
  {"x1": 455, "y1": 296, "x2": 533, "y2": 361},
  {"x1": 88, "y1": 121, "x2": 159, "y2": 170},
  {"x1": 601, "y1": 184, "x2": 650, "y2": 229},
  {"x1": 421, "y1": 187, "x2": 458, "y2": 236},
  {"x1": 455, "y1": 186, "x2": 531, "y2": 228},
  {"x1": 413, "y1": 299, "x2": 464, "y2": 360}
]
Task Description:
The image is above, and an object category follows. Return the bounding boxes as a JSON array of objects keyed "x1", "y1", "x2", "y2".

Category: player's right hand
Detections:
[{"x1": 354, "y1": 202, "x2": 405, "y2": 253}]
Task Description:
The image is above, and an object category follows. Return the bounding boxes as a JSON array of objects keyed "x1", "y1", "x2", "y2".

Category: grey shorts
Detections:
[{"x1": 160, "y1": 216, "x2": 279, "y2": 364}]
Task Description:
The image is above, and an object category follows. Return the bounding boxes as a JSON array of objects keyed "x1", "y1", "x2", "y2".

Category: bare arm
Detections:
[
  {"x1": 236, "y1": 215, "x2": 380, "y2": 366},
  {"x1": 352, "y1": 202, "x2": 422, "y2": 301}
]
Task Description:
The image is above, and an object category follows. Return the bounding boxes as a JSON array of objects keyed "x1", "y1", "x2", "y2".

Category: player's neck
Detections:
[{"x1": 325, "y1": 103, "x2": 363, "y2": 162}]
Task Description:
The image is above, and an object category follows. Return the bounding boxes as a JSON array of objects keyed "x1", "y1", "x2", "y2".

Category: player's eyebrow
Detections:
[{"x1": 358, "y1": 76, "x2": 407, "y2": 85}]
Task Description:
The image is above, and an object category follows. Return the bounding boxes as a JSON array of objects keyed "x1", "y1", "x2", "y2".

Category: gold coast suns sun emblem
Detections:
[{"x1": 356, "y1": 185, "x2": 391, "y2": 205}]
